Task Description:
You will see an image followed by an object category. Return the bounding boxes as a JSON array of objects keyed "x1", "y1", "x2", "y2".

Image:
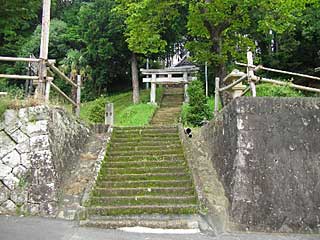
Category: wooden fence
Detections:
[
  {"x1": 215, "y1": 51, "x2": 320, "y2": 114},
  {"x1": 0, "y1": 56, "x2": 81, "y2": 116}
]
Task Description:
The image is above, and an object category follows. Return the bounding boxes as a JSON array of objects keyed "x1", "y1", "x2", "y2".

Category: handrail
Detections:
[
  {"x1": 235, "y1": 61, "x2": 320, "y2": 81},
  {"x1": 47, "y1": 62, "x2": 77, "y2": 88},
  {"x1": 0, "y1": 56, "x2": 56, "y2": 64},
  {"x1": 50, "y1": 82, "x2": 77, "y2": 106},
  {"x1": 0, "y1": 74, "x2": 39, "y2": 80}
]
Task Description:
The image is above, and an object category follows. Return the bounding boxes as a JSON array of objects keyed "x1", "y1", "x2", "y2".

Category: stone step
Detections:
[
  {"x1": 161, "y1": 103, "x2": 183, "y2": 107},
  {"x1": 107, "y1": 149, "x2": 183, "y2": 157},
  {"x1": 151, "y1": 121, "x2": 180, "y2": 125},
  {"x1": 112, "y1": 132, "x2": 178, "y2": 138},
  {"x1": 98, "y1": 173, "x2": 190, "y2": 182},
  {"x1": 162, "y1": 97, "x2": 184, "y2": 101},
  {"x1": 114, "y1": 128, "x2": 177, "y2": 134},
  {"x1": 105, "y1": 159, "x2": 186, "y2": 168},
  {"x1": 89, "y1": 195, "x2": 197, "y2": 206},
  {"x1": 100, "y1": 166, "x2": 187, "y2": 175},
  {"x1": 92, "y1": 187, "x2": 195, "y2": 197},
  {"x1": 96, "y1": 179, "x2": 192, "y2": 188},
  {"x1": 114, "y1": 126, "x2": 177, "y2": 131},
  {"x1": 87, "y1": 204, "x2": 198, "y2": 216},
  {"x1": 107, "y1": 154, "x2": 185, "y2": 161},
  {"x1": 109, "y1": 144, "x2": 182, "y2": 152},
  {"x1": 80, "y1": 214, "x2": 200, "y2": 229},
  {"x1": 110, "y1": 141, "x2": 182, "y2": 148},
  {"x1": 111, "y1": 136, "x2": 180, "y2": 143},
  {"x1": 151, "y1": 118, "x2": 179, "y2": 122}
]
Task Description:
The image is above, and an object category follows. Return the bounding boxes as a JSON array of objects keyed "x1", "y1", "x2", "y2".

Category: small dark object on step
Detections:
[
  {"x1": 184, "y1": 128, "x2": 192, "y2": 138},
  {"x1": 200, "y1": 120, "x2": 209, "y2": 126}
]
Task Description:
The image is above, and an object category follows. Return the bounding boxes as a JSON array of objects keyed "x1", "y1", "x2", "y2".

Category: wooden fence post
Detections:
[
  {"x1": 76, "y1": 75, "x2": 81, "y2": 117},
  {"x1": 205, "y1": 62, "x2": 208, "y2": 97},
  {"x1": 45, "y1": 77, "x2": 53, "y2": 103},
  {"x1": 214, "y1": 77, "x2": 220, "y2": 115},
  {"x1": 36, "y1": 0, "x2": 51, "y2": 101},
  {"x1": 247, "y1": 51, "x2": 256, "y2": 97},
  {"x1": 105, "y1": 103, "x2": 114, "y2": 126}
]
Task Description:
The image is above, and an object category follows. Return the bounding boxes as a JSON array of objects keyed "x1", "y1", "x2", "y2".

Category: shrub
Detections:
[
  {"x1": 183, "y1": 80, "x2": 210, "y2": 126},
  {"x1": 251, "y1": 83, "x2": 305, "y2": 97},
  {"x1": 87, "y1": 97, "x2": 107, "y2": 123}
]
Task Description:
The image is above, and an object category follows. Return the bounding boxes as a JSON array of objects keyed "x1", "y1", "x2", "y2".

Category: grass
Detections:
[
  {"x1": 80, "y1": 87, "x2": 164, "y2": 127},
  {"x1": 0, "y1": 96, "x2": 41, "y2": 120},
  {"x1": 0, "y1": 97, "x2": 10, "y2": 120},
  {"x1": 116, "y1": 104, "x2": 156, "y2": 127}
]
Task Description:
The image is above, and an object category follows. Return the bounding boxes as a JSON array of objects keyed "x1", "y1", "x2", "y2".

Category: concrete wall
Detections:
[
  {"x1": 179, "y1": 124, "x2": 228, "y2": 235},
  {"x1": 203, "y1": 97, "x2": 320, "y2": 233},
  {"x1": 0, "y1": 106, "x2": 89, "y2": 216}
]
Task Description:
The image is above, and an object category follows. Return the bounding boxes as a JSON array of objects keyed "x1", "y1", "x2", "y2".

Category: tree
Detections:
[
  {"x1": 0, "y1": 0, "x2": 41, "y2": 56},
  {"x1": 78, "y1": 0, "x2": 131, "y2": 99},
  {"x1": 187, "y1": 0, "x2": 309, "y2": 81},
  {"x1": 115, "y1": 0, "x2": 187, "y2": 104}
]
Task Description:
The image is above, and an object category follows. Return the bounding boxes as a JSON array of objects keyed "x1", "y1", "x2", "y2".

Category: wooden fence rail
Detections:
[
  {"x1": 214, "y1": 51, "x2": 320, "y2": 113},
  {"x1": 48, "y1": 63, "x2": 77, "y2": 88},
  {"x1": 0, "y1": 56, "x2": 81, "y2": 117},
  {"x1": 0, "y1": 74, "x2": 39, "y2": 80}
]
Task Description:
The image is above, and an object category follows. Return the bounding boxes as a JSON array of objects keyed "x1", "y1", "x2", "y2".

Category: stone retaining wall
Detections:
[
  {"x1": 0, "y1": 106, "x2": 89, "y2": 216},
  {"x1": 203, "y1": 97, "x2": 320, "y2": 233}
]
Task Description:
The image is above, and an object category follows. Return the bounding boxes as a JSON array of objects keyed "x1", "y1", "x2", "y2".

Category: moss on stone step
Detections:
[
  {"x1": 104, "y1": 160, "x2": 186, "y2": 168},
  {"x1": 92, "y1": 187, "x2": 195, "y2": 197},
  {"x1": 87, "y1": 205, "x2": 198, "y2": 216},
  {"x1": 97, "y1": 173, "x2": 191, "y2": 182},
  {"x1": 106, "y1": 154, "x2": 185, "y2": 162},
  {"x1": 89, "y1": 195, "x2": 197, "y2": 206},
  {"x1": 107, "y1": 149, "x2": 184, "y2": 157},
  {"x1": 100, "y1": 166, "x2": 188, "y2": 175},
  {"x1": 96, "y1": 179, "x2": 192, "y2": 188}
]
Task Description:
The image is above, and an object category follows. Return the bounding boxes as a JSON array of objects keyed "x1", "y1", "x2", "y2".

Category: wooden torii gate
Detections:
[{"x1": 141, "y1": 66, "x2": 199, "y2": 104}]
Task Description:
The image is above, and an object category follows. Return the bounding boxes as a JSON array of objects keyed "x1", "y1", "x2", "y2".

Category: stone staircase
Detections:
[
  {"x1": 81, "y1": 87, "x2": 199, "y2": 229},
  {"x1": 151, "y1": 87, "x2": 184, "y2": 125}
]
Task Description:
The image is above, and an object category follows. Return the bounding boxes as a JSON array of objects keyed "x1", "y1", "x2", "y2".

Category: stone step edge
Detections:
[
  {"x1": 94, "y1": 187, "x2": 193, "y2": 191},
  {"x1": 107, "y1": 154, "x2": 185, "y2": 159},
  {"x1": 90, "y1": 195, "x2": 196, "y2": 201},
  {"x1": 107, "y1": 150, "x2": 183, "y2": 155},
  {"x1": 79, "y1": 219, "x2": 199, "y2": 229},
  {"x1": 105, "y1": 160, "x2": 185, "y2": 165},
  {"x1": 99, "y1": 172, "x2": 188, "y2": 177},
  {"x1": 87, "y1": 204, "x2": 197, "y2": 210}
]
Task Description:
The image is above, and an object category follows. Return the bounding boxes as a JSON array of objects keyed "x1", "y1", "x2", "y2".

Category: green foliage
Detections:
[
  {"x1": 117, "y1": 104, "x2": 157, "y2": 126},
  {"x1": 249, "y1": 83, "x2": 305, "y2": 97},
  {"x1": 78, "y1": 0, "x2": 131, "y2": 97},
  {"x1": 81, "y1": 88, "x2": 163, "y2": 126},
  {"x1": 115, "y1": 0, "x2": 187, "y2": 57},
  {"x1": 0, "y1": 97, "x2": 10, "y2": 120},
  {"x1": 86, "y1": 97, "x2": 107, "y2": 123},
  {"x1": 0, "y1": 0, "x2": 41, "y2": 56},
  {"x1": 186, "y1": 0, "x2": 310, "y2": 79},
  {"x1": 183, "y1": 80, "x2": 210, "y2": 126},
  {"x1": 20, "y1": 19, "x2": 70, "y2": 61}
]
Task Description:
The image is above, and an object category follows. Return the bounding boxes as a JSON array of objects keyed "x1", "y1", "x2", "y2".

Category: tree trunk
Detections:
[{"x1": 131, "y1": 52, "x2": 140, "y2": 104}]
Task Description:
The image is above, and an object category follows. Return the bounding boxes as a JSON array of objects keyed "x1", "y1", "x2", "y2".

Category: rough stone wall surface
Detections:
[
  {"x1": 178, "y1": 125, "x2": 229, "y2": 235},
  {"x1": 206, "y1": 97, "x2": 320, "y2": 233},
  {"x1": 0, "y1": 106, "x2": 89, "y2": 216}
]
